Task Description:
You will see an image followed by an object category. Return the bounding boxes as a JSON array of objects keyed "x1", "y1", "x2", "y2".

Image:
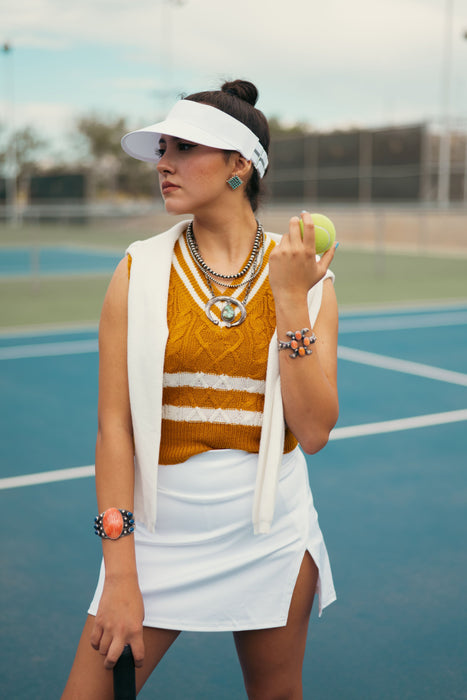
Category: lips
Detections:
[{"x1": 161, "y1": 181, "x2": 180, "y2": 194}]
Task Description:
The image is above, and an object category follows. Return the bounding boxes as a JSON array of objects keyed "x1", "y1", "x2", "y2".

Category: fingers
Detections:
[
  {"x1": 285, "y1": 213, "x2": 318, "y2": 256},
  {"x1": 101, "y1": 633, "x2": 119, "y2": 670},
  {"x1": 271, "y1": 211, "x2": 337, "y2": 297},
  {"x1": 320, "y1": 241, "x2": 338, "y2": 267},
  {"x1": 297, "y1": 211, "x2": 316, "y2": 249},
  {"x1": 91, "y1": 620, "x2": 114, "y2": 662},
  {"x1": 285, "y1": 214, "x2": 314, "y2": 249},
  {"x1": 102, "y1": 635, "x2": 145, "y2": 670},
  {"x1": 288, "y1": 215, "x2": 303, "y2": 243},
  {"x1": 103, "y1": 637, "x2": 131, "y2": 670},
  {"x1": 131, "y1": 636, "x2": 145, "y2": 669},
  {"x1": 296, "y1": 211, "x2": 339, "y2": 261},
  {"x1": 90, "y1": 619, "x2": 103, "y2": 651},
  {"x1": 90, "y1": 619, "x2": 145, "y2": 670}
]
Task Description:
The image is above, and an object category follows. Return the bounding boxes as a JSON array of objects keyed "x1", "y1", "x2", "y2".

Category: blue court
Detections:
[
  {"x1": 0, "y1": 245, "x2": 122, "y2": 277},
  {"x1": 1, "y1": 304, "x2": 466, "y2": 699}
]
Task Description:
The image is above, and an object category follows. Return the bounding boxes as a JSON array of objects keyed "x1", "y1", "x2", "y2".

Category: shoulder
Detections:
[
  {"x1": 107, "y1": 256, "x2": 130, "y2": 294},
  {"x1": 100, "y1": 257, "x2": 129, "y2": 332}
]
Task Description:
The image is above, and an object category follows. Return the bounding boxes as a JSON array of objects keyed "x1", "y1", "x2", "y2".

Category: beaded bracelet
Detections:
[
  {"x1": 94, "y1": 508, "x2": 135, "y2": 540},
  {"x1": 278, "y1": 328, "x2": 317, "y2": 359}
]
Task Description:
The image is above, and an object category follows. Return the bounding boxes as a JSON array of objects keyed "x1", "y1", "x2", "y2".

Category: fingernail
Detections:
[{"x1": 335, "y1": 242, "x2": 340, "y2": 249}]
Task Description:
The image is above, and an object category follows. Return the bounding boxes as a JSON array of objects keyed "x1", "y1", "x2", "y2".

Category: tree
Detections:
[
  {"x1": 0, "y1": 124, "x2": 47, "y2": 193},
  {"x1": 75, "y1": 115, "x2": 127, "y2": 160},
  {"x1": 13, "y1": 127, "x2": 47, "y2": 178},
  {"x1": 74, "y1": 115, "x2": 155, "y2": 197}
]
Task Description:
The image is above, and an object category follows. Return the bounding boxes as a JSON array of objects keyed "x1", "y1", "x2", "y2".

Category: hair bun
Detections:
[{"x1": 221, "y1": 80, "x2": 258, "y2": 106}]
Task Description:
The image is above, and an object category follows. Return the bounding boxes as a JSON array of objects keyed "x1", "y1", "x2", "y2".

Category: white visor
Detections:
[{"x1": 121, "y1": 100, "x2": 268, "y2": 178}]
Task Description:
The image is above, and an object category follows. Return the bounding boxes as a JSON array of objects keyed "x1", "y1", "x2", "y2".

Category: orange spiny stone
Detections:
[
  {"x1": 102, "y1": 508, "x2": 123, "y2": 539},
  {"x1": 291, "y1": 340, "x2": 298, "y2": 350},
  {"x1": 298, "y1": 346, "x2": 306, "y2": 357},
  {"x1": 295, "y1": 331, "x2": 302, "y2": 340},
  {"x1": 303, "y1": 337, "x2": 311, "y2": 346}
]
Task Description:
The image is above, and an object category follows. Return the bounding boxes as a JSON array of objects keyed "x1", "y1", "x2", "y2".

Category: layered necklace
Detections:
[{"x1": 185, "y1": 220, "x2": 264, "y2": 328}]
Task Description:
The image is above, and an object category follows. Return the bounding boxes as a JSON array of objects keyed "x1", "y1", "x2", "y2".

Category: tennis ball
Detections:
[{"x1": 299, "y1": 213, "x2": 336, "y2": 254}]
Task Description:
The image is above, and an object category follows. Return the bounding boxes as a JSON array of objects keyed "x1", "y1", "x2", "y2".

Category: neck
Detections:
[{"x1": 190, "y1": 208, "x2": 259, "y2": 275}]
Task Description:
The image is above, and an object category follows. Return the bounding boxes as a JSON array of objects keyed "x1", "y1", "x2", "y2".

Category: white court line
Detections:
[
  {"x1": 0, "y1": 465, "x2": 95, "y2": 490},
  {"x1": 0, "y1": 339, "x2": 98, "y2": 360},
  {"x1": 0, "y1": 322, "x2": 98, "y2": 339},
  {"x1": 330, "y1": 408, "x2": 467, "y2": 440},
  {"x1": 338, "y1": 346, "x2": 467, "y2": 386},
  {"x1": 2, "y1": 409, "x2": 467, "y2": 490},
  {"x1": 339, "y1": 310, "x2": 467, "y2": 333}
]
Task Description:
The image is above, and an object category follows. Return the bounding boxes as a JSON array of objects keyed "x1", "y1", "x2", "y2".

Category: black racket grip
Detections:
[{"x1": 113, "y1": 644, "x2": 136, "y2": 700}]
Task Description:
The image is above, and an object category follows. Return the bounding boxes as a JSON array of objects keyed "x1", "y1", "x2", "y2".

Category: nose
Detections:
[{"x1": 156, "y1": 152, "x2": 175, "y2": 175}]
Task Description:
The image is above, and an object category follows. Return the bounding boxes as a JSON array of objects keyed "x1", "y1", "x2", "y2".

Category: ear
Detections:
[{"x1": 228, "y1": 152, "x2": 253, "y2": 181}]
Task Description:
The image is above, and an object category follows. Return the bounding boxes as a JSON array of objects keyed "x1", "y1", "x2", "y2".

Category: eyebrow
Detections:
[{"x1": 158, "y1": 136, "x2": 198, "y2": 146}]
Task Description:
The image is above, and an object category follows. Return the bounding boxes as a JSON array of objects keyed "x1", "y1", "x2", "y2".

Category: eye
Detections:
[
  {"x1": 155, "y1": 147, "x2": 165, "y2": 158},
  {"x1": 178, "y1": 142, "x2": 197, "y2": 152}
]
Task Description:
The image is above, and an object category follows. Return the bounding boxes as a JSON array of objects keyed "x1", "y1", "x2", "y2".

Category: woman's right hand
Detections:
[{"x1": 90, "y1": 574, "x2": 145, "y2": 670}]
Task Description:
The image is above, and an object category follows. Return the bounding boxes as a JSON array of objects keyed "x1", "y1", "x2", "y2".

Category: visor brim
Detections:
[{"x1": 121, "y1": 119, "x2": 244, "y2": 163}]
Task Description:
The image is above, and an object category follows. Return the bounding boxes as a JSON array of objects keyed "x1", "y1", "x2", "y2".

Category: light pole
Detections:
[
  {"x1": 463, "y1": 29, "x2": 467, "y2": 204},
  {"x1": 437, "y1": 0, "x2": 454, "y2": 206},
  {"x1": 2, "y1": 41, "x2": 18, "y2": 225}
]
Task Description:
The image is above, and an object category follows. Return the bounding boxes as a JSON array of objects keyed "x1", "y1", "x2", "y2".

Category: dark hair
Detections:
[{"x1": 185, "y1": 79, "x2": 270, "y2": 212}]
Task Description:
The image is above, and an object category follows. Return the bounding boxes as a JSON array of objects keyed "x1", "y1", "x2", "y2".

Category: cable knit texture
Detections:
[{"x1": 158, "y1": 233, "x2": 298, "y2": 464}]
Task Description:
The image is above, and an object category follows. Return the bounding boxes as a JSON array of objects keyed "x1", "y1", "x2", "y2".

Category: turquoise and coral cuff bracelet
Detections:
[{"x1": 94, "y1": 508, "x2": 135, "y2": 540}]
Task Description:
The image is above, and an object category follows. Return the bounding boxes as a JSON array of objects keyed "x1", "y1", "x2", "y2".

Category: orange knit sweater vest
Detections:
[{"x1": 130, "y1": 230, "x2": 298, "y2": 465}]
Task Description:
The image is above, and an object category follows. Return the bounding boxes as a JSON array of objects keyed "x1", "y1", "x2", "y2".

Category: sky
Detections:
[{"x1": 1, "y1": 0, "x2": 467, "y2": 160}]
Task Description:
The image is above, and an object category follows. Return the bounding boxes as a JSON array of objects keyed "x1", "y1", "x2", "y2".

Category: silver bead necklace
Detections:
[
  {"x1": 201, "y1": 240, "x2": 265, "y2": 290},
  {"x1": 186, "y1": 220, "x2": 263, "y2": 280},
  {"x1": 185, "y1": 221, "x2": 264, "y2": 328}
]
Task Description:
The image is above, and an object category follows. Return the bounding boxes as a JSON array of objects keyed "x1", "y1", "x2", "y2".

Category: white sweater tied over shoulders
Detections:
[{"x1": 126, "y1": 220, "x2": 328, "y2": 535}]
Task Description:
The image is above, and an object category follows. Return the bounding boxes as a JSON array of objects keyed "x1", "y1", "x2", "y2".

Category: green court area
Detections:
[{"x1": 1, "y1": 214, "x2": 466, "y2": 328}]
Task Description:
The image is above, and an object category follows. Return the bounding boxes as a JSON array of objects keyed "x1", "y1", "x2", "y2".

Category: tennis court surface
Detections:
[
  {"x1": 1, "y1": 302, "x2": 466, "y2": 699},
  {"x1": 0, "y1": 245, "x2": 122, "y2": 278}
]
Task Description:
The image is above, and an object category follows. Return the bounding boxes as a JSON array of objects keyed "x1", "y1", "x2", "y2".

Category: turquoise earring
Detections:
[{"x1": 227, "y1": 175, "x2": 243, "y2": 190}]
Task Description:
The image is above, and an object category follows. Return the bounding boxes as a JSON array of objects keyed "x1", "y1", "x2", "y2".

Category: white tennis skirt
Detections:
[{"x1": 88, "y1": 447, "x2": 336, "y2": 631}]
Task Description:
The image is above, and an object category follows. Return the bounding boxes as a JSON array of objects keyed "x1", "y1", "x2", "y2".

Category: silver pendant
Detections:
[{"x1": 205, "y1": 296, "x2": 247, "y2": 327}]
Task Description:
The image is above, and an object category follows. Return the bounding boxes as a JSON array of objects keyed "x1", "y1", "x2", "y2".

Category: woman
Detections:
[{"x1": 62, "y1": 79, "x2": 339, "y2": 699}]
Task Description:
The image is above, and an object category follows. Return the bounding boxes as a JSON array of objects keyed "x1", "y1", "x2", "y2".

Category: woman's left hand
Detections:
[
  {"x1": 268, "y1": 211, "x2": 339, "y2": 454},
  {"x1": 268, "y1": 212, "x2": 337, "y2": 303}
]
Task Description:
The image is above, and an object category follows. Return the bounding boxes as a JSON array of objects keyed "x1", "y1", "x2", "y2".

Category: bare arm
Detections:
[
  {"x1": 269, "y1": 213, "x2": 339, "y2": 454},
  {"x1": 89, "y1": 257, "x2": 145, "y2": 669}
]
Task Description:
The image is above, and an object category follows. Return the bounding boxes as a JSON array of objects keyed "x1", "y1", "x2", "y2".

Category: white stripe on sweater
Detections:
[
  {"x1": 163, "y1": 371, "x2": 266, "y2": 394},
  {"x1": 162, "y1": 404, "x2": 264, "y2": 427},
  {"x1": 172, "y1": 249, "x2": 208, "y2": 310}
]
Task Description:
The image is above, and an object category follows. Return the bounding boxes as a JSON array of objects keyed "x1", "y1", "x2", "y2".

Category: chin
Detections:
[{"x1": 162, "y1": 196, "x2": 188, "y2": 216}]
